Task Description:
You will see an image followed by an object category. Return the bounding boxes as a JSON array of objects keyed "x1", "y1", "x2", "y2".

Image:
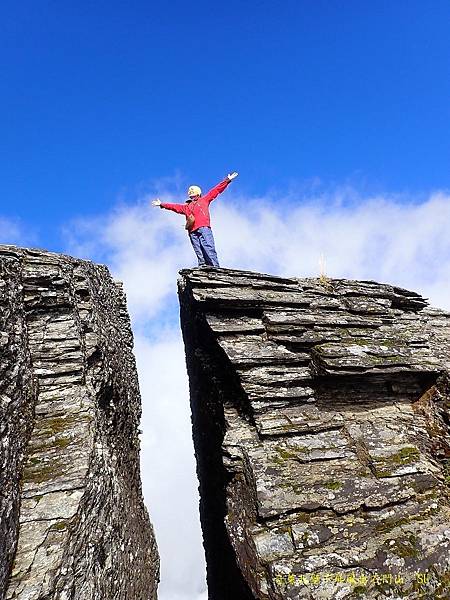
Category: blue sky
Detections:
[
  {"x1": 2, "y1": 3, "x2": 450, "y2": 600},
  {"x1": 1, "y1": 0, "x2": 450, "y2": 247}
]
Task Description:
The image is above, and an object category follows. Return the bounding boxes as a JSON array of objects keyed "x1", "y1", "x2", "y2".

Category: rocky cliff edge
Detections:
[
  {"x1": 179, "y1": 267, "x2": 450, "y2": 600},
  {"x1": 0, "y1": 245, "x2": 159, "y2": 600}
]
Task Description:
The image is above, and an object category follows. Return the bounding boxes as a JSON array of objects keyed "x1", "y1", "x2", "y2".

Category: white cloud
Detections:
[
  {"x1": 63, "y1": 201, "x2": 193, "y2": 324},
  {"x1": 0, "y1": 216, "x2": 36, "y2": 247},
  {"x1": 63, "y1": 180, "x2": 450, "y2": 600},
  {"x1": 213, "y1": 189, "x2": 450, "y2": 309},
  {"x1": 135, "y1": 331, "x2": 206, "y2": 600}
]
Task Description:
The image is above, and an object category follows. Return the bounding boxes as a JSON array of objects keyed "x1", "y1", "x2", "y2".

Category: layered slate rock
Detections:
[
  {"x1": 178, "y1": 268, "x2": 450, "y2": 600},
  {"x1": 0, "y1": 245, "x2": 159, "y2": 600}
]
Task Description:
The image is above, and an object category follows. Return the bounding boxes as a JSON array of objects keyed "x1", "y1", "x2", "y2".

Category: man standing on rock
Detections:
[{"x1": 152, "y1": 172, "x2": 238, "y2": 267}]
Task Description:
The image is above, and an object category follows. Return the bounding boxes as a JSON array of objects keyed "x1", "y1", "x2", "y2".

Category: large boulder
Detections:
[
  {"x1": 0, "y1": 245, "x2": 159, "y2": 600},
  {"x1": 179, "y1": 267, "x2": 450, "y2": 600}
]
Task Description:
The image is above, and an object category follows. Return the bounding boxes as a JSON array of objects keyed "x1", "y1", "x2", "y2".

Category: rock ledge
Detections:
[{"x1": 179, "y1": 267, "x2": 450, "y2": 600}]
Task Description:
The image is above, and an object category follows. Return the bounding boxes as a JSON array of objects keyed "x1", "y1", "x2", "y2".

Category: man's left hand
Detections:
[{"x1": 227, "y1": 172, "x2": 239, "y2": 181}]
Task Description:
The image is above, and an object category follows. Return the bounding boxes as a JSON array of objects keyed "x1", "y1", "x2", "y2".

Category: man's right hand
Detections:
[{"x1": 152, "y1": 199, "x2": 161, "y2": 207}]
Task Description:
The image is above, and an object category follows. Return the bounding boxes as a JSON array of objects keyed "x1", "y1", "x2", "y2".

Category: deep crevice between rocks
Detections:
[{"x1": 179, "y1": 281, "x2": 256, "y2": 600}]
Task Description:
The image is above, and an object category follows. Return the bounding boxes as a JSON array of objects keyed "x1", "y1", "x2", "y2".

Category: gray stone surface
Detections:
[
  {"x1": 179, "y1": 268, "x2": 450, "y2": 600},
  {"x1": 0, "y1": 245, "x2": 159, "y2": 600}
]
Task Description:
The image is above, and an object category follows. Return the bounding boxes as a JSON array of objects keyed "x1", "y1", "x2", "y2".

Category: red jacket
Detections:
[{"x1": 160, "y1": 178, "x2": 230, "y2": 232}]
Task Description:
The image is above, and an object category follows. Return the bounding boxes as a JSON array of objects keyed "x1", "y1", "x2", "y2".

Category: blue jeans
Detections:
[{"x1": 189, "y1": 227, "x2": 220, "y2": 267}]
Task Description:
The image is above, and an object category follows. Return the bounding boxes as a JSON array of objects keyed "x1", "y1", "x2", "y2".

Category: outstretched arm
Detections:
[
  {"x1": 152, "y1": 199, "x2": 187, "y2": 215},
  {"x1": 203, "y1": 172, "x2": 239, "y2": 204}
]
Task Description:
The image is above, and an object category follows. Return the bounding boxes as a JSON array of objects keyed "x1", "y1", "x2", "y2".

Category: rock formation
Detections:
[
  {"x1": 0, "y1": 245, "x2": 159, "y2": 600},
  {"x1": 179, "y1": 268, "x2": 450, "y2": 600}
]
